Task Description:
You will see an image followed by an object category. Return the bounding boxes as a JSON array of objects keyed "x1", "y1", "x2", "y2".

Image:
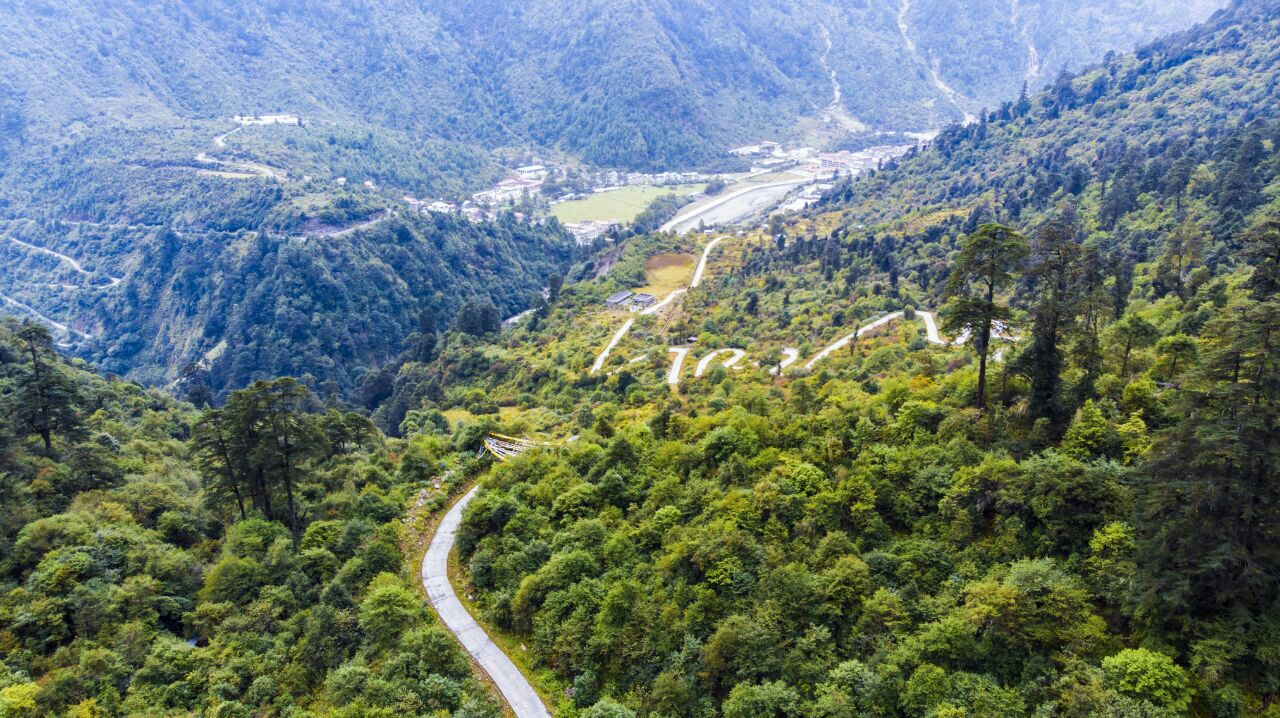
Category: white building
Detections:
[
  {"x1": 516, "y1": 165, "x2": 549, "y2": 181},
  {"x1": 566, "y1": 220, "x2": 619, "y2": 245}
]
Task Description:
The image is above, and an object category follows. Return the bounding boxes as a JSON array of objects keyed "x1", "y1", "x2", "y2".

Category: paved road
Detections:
[
  {"x1": 691, "y1": 236, "x2": 729, "y2": 288},
  {"x1": 590, "y1": 317, "x2": 635, "y2": 374},
  {"x1": 917, "y1": 310, "x2": 947, "y2": 345},
  {"x1": 769, "y1": 347, "x2": 800, "y2": 376},
  {"x1": 423, "y1": 487, "x2": 551, "y2": 718},
  {"x1": 0, "y1": 293, "x2": 92, "y2": 340},
  {"x1": 806, "y1": 311, "x2": 906, "y2": 370},
  {"x1": 695, "y1": 348, "x2": 747, "y2": 378},
  {"x1": 667, "y1": 347, "x2": 690, "y2": 385},
  {"x1": 804, "y1": 309, "x2": 974, "y2": 371},
  {"x1": 641, "y1": 288, "x2": 687, "y2": 316}
]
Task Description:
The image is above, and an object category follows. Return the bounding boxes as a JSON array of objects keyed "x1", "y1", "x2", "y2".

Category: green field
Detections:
[{"x1": 550, "y1": 184, "x2": 705, "y2": 224}]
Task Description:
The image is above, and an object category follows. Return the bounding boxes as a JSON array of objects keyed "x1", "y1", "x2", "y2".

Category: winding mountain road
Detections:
[
  {"x1": 695, "y1": 348, "x2": 747, "y2": 378},
  {"x1": 1, "y1": 294, "x2": 92, "y2": 341},
  {"x1": 196, "y1": 126, "x2": 287, "y2": 181},
  {"x1": 423, "y1": 488, "x2": 551, "y2": 718},
  {"x1": 591, "y1": 234, "x2": 733, "y2": 375},
  {"x1": 804, "y1": 310, "x2": 956, "y2": 371},
  {"x1": 6, "y1": 236, "x2": 121, "y2": 287}
]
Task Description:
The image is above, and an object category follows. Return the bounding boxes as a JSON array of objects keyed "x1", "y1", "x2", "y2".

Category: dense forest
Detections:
[
  {"x1": 1, "y1": 173, "x2": 576, "y2": 398},
  {"x1": 0, "y1": 319, "x2": 512, "y2": 716}
]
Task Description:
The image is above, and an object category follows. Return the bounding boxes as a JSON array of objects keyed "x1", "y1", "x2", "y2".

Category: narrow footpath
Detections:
[{"x1": 422, "y1": 487, "x2": 551, "y2": 718}]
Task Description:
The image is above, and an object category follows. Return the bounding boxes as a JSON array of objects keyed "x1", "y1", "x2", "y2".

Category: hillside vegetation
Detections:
[
  {"x1": 356, "y1": 2, "x2": 1280, "y2": 715},
  {"x1": 0, "y1": 319, "x2": 516, "y2": 716}
]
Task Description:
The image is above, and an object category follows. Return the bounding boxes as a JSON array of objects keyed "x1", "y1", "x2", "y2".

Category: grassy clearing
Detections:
[
  {"x1": 441, "y1": 405, "x2": 529, "y2": 427},
  {"x1": 550, "y1": 184, "x2": 705, "y2": 224},
  {"x1": 637, "y1": 253, "x2": 696, "y2": 297}
]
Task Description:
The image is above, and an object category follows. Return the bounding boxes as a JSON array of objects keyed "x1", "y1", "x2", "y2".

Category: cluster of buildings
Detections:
[
  {"x1": 564, "y1": 220, "x2": 620, "y2": 245},
  {"x1": 729, "y1": 140, "x2": 915, "y2": 178},
  {"x1": 779, "y1": 183, "x2": 836, "y2": 213},
  {"x1": 233, "y1": 114, "x2": 302, "y2": 126},
  {"x1": 474, "y1": 175, "x2": 545, "y2": 206},
  {"x1": 591, "y1": 169, "x2": 708, "y2": 188},
  {"x1": 404, "y1": 197, "x2": 491, "y2": 222},
  {"x1": 810, "y1": 145, "x2": 913, "y2": 175},
  {"x1": 605, "y1": 290, "x2": 657, "y2": 312}
]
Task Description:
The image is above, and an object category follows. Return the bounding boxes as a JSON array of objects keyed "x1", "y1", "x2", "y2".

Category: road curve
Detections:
[
  {"x1": 695, "y1": 348, "x2": 747, "y2": 378},
  {"x1": 667, "y1": 347, "x2": 691, "y2": 385},
  {"x1": 423, "y1": 487, "x2": 551, "y2": 718},
  {"x1": 770, "y1": 348, "x2": 801, "y2": 376},
  {"x1": 6, "y1": 236, "x2": 122, "y2": 287}
]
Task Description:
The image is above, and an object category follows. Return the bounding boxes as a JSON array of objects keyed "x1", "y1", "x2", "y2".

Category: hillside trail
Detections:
[
  {"x1": 896, "y1": 0, "x2": 978, "y2": 124},
  {"x1": 1, "y1": 293, "x2": 93, "y2": 342}
]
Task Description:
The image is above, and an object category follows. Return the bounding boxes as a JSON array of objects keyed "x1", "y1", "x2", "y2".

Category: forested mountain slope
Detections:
[
  {"x1": 350, "y1": 1, "x2": 1280, "y2": 715},
  {"x1": 0, "y1": 319, "x2": 508, "y2": 716},
  {"x1": 0, "y1": 0, "x2": 1224, "y2": 170},
  {"x1": 0, "y1": 187, "x2": 574, "y2": 397}
]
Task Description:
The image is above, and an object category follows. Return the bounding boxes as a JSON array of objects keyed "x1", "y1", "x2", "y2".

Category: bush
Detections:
[{"x1": 1102, "y1": 649, "x2": 1192, "y2": 715}]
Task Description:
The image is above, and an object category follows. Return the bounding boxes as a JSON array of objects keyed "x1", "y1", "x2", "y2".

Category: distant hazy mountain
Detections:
[{"x1": 1, "y1": 0, "x2": 1226, "y2": 170}]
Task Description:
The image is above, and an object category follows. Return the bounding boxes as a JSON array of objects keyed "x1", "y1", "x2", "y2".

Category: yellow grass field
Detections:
[{"x1": 637, "y1": 253, "x2": 696, "y2": 298}]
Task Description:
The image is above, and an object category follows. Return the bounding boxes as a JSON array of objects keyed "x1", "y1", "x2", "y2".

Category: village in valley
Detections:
[
  {"x1": 400, "y1": 137, "x2": 919, "y2": 245},
  {"x1": 219, "y1": 113, "x2": 920, "y2": 248}
]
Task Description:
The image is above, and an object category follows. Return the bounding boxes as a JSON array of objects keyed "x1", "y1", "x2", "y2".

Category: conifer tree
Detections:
[{"x1": 944, "y1": 223, "x2": 1029, "y2": 409}]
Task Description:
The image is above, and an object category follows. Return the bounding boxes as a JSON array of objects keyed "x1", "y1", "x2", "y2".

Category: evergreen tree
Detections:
[
  {"x1": 1155, "y1": 222, "x2": 1205, "y2": 301},
  {"x1": 944, "y1": 224, "x2": 1029, "y2": 409},
  {"x1": 1024, "y1": 220, "x2": 1084, "y2": 429},
  {"x1": 9, "y1": 322, "x2": 81, "y2": 455},
  {"x1": 1135, "y1": 298, "x2": 1280, "y2": 645}
]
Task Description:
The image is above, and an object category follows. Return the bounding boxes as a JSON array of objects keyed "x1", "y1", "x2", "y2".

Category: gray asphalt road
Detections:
[{"x1": 422, "y1": 487, "x2": 552, "y2": 718}]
